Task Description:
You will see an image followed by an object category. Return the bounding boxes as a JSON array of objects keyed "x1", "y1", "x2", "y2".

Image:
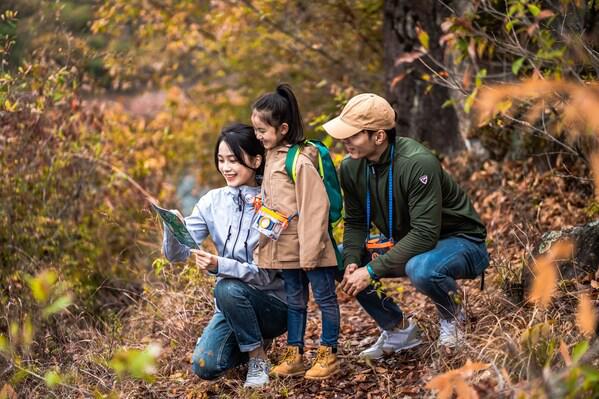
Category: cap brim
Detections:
[{"x1": 323, "y1": 116, "x2": 361, "y2": 140}]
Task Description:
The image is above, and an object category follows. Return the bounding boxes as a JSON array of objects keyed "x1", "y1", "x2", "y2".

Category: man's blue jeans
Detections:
[
  {"x1": 191, "y1": 278, "x2": 287, "y2": 380},
  {"x1": 354, "y1": 237, "x2": 489, "y2": 328},
  {"x1": 282, "y1": 267, "x2": 340, "y2": 348}
]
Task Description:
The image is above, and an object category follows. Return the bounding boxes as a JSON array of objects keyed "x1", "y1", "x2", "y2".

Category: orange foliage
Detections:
[
  {"x1": 528, "y1": 240, "x2": 574, "y2": 307},
  {"x1": 426, "y1": 359, "x2": 489, "y2": 399},
  {"x1": 576, "y1": 294, "x2": 597, "y2": 337},
  {"x1": 476, "y1": 80, "x2": 599, "y2": 138}
]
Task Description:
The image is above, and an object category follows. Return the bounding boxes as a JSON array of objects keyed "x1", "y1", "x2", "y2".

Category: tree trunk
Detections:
[{"x1": 383, "y1": 0, "x2": 464, "y2": 154}]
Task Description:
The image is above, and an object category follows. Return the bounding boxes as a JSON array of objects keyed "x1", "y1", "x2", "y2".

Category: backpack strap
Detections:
[
  {"x1": 285, "y1": 141, "x2": 324, "y2": 183},
  {"x1": 285, "y1": 144, "x2": 302, "y2": 183}
]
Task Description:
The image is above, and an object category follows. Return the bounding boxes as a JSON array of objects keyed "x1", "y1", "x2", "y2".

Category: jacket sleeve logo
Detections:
[{"x1": 419, "y1": 175, "x2": 429, "y2": 185}]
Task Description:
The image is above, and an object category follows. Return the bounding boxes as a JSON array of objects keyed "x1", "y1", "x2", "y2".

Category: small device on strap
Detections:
[{"x1": 252, "y1": 197, "x2": 297, "y2": 241}]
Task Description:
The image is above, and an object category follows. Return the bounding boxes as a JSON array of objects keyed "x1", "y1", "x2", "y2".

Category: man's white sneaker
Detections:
[
  {"x1": 359, "y1": 319, "x2": 422, "y2": 360},
  {"x1": 243, "y1": 357, "x2": 270, "y2": 388},
  {"x1": 438, "y1": 318, "x2": 465, "y2": 348},
  {"x1": 359, "y1": 330, "x2": 389, "y2": 360}
]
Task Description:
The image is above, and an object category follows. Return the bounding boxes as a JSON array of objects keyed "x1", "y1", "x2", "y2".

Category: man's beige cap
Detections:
[{"x1": 323, "y1": 93, "x2": 395, "y2": 139}]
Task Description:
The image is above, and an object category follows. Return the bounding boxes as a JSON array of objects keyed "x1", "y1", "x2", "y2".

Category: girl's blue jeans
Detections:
[{"x1": 282, "y1": 267, "x2": 340, "y2": 348}]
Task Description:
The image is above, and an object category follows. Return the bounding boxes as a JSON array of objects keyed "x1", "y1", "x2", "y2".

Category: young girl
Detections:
[
  {"x1": 162, "y1": 124, "x2": 287, "y2": 388},
  {"x1": 251, "y1": 84, "x2": 341, "y2": 380}
]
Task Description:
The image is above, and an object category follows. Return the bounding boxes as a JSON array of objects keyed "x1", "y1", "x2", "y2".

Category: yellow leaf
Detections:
[{"x1": 416, "y1": 26, "x2": 430, "y2": 50}]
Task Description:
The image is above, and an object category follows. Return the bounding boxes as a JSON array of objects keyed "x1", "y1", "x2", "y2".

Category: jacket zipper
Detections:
[{"x1": 230, "y1": 191, "x2": 245, "y2": 256}]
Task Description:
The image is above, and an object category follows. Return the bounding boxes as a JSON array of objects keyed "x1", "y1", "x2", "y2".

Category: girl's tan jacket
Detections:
[{"x1": 253, "y1": 144, "x2": 337, "y2": 269}]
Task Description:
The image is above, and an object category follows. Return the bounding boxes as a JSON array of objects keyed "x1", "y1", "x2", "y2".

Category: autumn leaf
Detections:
[
  {"x1": 416, "y1": 25, "x2": 430, "y2": 51},
  {"x1": 560, "y1": 340, "x2": 572, "y2": 366},
  {"x1": 0, "y1": 385, "x2": 17, "y2": 399},
  {"x1": 536, "y1": 9, "x2": 556, "y2": 20},
  {"x1": 576, "y1": 294, "x2": 597, "y2": 337},
  {"x1": 390, "y1": 73, "x2": 407, "y2": 89},
  {"x1": 427, "y1": 359, "x2": 488, "y2": 399},
  {"x1": 548, "y1": 240, "x2": 574, "y2": 260},
  {"x1": 528, "y1": 257, "x2": 557, "y2": 307},
  {"x1": 591, "y1": 152, "x2": 599, "y2": 201},
  {"x1": 394, "y1": 51, "x2": 424, "y2": 66}
]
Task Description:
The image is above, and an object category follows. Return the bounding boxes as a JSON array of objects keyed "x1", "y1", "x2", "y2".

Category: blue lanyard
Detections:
[{"x1": 366, "y1": 145, "x2": 394, "y2": 240}]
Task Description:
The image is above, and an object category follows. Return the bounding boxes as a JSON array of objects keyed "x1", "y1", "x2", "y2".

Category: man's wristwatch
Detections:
[{"x1": 366, "y1": 263, "x2": 379, "y2": 280}]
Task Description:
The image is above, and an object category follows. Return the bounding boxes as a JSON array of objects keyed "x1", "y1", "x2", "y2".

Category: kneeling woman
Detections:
[{"x1": 162, "y1": 124, "x2": 287, "y2": 388}]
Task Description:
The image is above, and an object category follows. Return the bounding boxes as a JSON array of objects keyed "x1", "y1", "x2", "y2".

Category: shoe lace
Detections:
[
  {"x1": 281, "y1": 347, "x2": 298, "y2": 364},
  {"x1": 439, "y1": 319, "x2": 457, "y2": 339},
  {"x1": 247, "y1": 358, "x2": 264, "y2": 378},
  {"x1": 314, "y1": 347, "x2": 330, "y2": 366}
]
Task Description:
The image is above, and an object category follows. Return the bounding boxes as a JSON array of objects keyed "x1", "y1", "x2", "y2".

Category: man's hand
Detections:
[
  {"x1": 340, "y1": 263, "x2": 371, "y2": 296},
  {"x1": 191, "y1": 249, "x2": 218, "y2": 273},
  {"x1": 340, "y1": 263, "x2": 358, "y2": 291}
]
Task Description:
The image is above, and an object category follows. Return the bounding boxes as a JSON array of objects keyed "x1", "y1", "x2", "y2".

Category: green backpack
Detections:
[{"x1": 285, "y1": 140, "x2": 344, "y2": 270}]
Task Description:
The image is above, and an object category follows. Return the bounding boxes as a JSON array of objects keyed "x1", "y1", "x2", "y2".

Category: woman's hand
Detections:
[{"x1": 190, "y1": 249, "x2": 218, "y2": 273}]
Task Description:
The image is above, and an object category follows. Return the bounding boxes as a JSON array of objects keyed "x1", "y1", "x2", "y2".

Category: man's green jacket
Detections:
[{"x1": 339, "y1": 137, "x2": 487, "y2": 277}]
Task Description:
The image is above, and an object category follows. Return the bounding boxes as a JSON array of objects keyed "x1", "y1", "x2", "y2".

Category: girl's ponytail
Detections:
[
  {"x1": 275, "y1": 84, "x2": 304, "y2": 145},
  {"x1": 252, "y1": 83, "x2": 305, "y2": 145}
]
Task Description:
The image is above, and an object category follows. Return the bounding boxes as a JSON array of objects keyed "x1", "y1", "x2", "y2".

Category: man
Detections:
[{"x1": 323, "y1": 93, "x2": 489, "y2": 359}]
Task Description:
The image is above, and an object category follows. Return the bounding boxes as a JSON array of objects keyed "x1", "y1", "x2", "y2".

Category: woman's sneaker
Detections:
[
  {"x1": 270, "y1": 346, "x2": 305, "y2": 377},
  {"x1": 359, "y1": 319, "x2": 422, "y2": 360},
  {"x1": 244, "y1": 357, "x2": 270, "y2": 388}
]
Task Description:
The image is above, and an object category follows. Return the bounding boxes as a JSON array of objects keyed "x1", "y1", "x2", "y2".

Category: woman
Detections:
[{"x1": 162, "y1": 123, "x2": 287, "y2": 388}]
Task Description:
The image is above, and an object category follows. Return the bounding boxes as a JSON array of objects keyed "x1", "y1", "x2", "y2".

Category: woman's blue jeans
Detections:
[
  {"x1": 353, "y1": 236, "x2": 489, "y2": 328},
  {"x1": 282, "y1": 267, "x2": 340, "y2": 348},
  {"x1": 191, "y1": 278, "x2": 287, "y2": 380}
]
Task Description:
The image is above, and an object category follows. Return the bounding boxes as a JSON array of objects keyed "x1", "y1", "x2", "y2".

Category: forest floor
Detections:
[{"x1": 17, "y1": 151, "x2": 594, "y2": 398}]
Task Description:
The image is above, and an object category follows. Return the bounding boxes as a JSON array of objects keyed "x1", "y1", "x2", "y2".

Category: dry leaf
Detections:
[
  {"x1": 0, "y1": 385, "x2": 17, "y2": 399},
  {"x1": 537, "y1": 10, "x2": 556, "y2": 20},
  {"x1": 591, "y1": 152, "x2": 599, "y2": 201},
  {"x1": 548, "y1": 240, "x2": 574, "y2": 260},
  {"x1": 559, "y1": 340, "x2": 572, "y2": 366},
  {"x1": 455, "y1": 378, "x2": 479, "y2": 399},
  {"x1": 576, "y1": 293, "x2": 597, "y2": 337},
  {"x1": 426, "y1": 359, "x2": 488, "y2": 399},
  {"x1": 476, "y1": 80, "x2": 599, "y2": 138},
  {"x1": 528, "y1": 257, "x2": 557, "y2": 307},
  {"x1": 390, "y1": 73, "x2": 407, "y2": 89},
  {"x1": 394, "y1": 51, "x2": 425, "y2": 66},
  {"x1": 463, "y1": 66, "x2": 472, "y2": 90}
]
